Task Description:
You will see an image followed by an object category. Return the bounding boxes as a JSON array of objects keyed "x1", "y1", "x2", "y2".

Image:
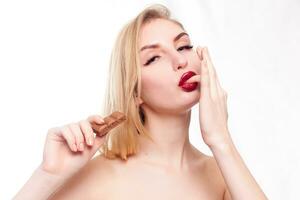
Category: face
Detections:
[{"x1": 138, "y1": 18, "x2": 201, "y2": 115}]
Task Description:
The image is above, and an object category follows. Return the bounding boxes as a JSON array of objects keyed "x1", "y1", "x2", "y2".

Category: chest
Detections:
[{"x1": 103, "y1": 167, "x2": 224, "y2": 200}]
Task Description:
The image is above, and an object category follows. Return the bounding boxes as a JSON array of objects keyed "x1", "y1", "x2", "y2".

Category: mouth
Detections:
[
  {"x1": 178, "y1": 71, "x2": 198, "y2": 92},
  {"x1": 178, "y1": 71, "x2": 197, "y2": 86}
]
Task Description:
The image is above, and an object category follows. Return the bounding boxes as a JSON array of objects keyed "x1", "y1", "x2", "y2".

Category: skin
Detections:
[
  {"x1": 134, "y1": 18, "x2": 205, "y2": 169},
  {"x1": 14, "y1": 18, "x2": 267, "y2": 200},
  {"x1": 47, "y1": 18, "x2": 228, "y2": 200}
]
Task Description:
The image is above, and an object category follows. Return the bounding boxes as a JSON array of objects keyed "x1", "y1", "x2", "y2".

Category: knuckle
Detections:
[
  {"x1": 61, "y1": 126, "x2": 70, "y2": 137},
  {"x1": 87, "y1": 114, "x2": 99, "y2": 120},
  {"x1": 87, "y1": 116, "x2": 94, "y2": 123},
  {"x1": 47, "y1": 127, "x2": 57, "y2": 134},
  {"x1": 88, "y1": 115, "x2": 104, "y2": 124},
  {"x1": 87, "y1": 126, "x2": 95, "y2": 136},
  {"x1": 78, "y1": 120, "x2": 86, "y2": 127},
  {"x1": 60, "y1": 127, "x2": 74, "y2": 142},
  {"x1": 95, "y1": 115, "x2": 104, "y2": 120},
  {"x1": 80, "y1": 120, "x2": 93, "y2": 136},
  {"x1": 68, "y1": 124, "x2": 77, "y2": 134},
  {"x1": 86, "y1": 115, "x2": 93, "y2": 121},
  {"x1": 71, "y1": 124, "x2": 84, "y2": 140},
  {"x1": 61, "y1": 125, "x2": 69, "y2": 132}
]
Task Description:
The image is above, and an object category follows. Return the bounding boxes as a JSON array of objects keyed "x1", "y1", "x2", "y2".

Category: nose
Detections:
[{"x1": 170, "y1": 50, "x2": 188, "y2": 71}]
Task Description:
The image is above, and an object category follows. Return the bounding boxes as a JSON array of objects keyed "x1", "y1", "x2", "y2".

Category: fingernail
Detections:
[
  {"x1": 88, "y1": 136, "x2": 93, "y2": 145},
  {"x1": 72, "y1": 144, "x2": 77, "y2": 152},
  {"x1": 78, "y1": 142, "x2": 84, "y2": 151}
]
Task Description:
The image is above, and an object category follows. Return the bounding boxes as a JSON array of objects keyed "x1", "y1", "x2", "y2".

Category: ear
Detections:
[{"x1": 134, "y1": 95, "x2": 144, "y2": 106}]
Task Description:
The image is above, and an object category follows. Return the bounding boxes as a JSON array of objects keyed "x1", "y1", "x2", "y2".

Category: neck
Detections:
[{"x1": 135, "y1": 108, "x2": 197, "y2": 171}]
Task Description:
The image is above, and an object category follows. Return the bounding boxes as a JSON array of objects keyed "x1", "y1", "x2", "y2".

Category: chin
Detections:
[
  {"x1": 172, "y1": 93, "x2": 200, "y2": 114},
  {"x1": 180, "y1": 87, "x2": 200, "y2": 102}
]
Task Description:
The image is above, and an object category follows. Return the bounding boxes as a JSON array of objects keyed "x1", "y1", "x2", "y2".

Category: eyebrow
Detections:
[{"x1": 139, "y1": 32, "x2": 189, "y2": 52}]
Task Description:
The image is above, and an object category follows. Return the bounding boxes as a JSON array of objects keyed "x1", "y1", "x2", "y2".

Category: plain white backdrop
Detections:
[{"x1": 0, "y1": 0, "x2": 299, "y2": 199}]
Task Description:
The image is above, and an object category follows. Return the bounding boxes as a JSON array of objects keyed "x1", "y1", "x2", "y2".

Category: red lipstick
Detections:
[
  {"x1": 178, "y1": 71, "x2": 196, "y2": 86},
  {"x1": 178, "y1": 71, "x2": 198, "y2": 92}
]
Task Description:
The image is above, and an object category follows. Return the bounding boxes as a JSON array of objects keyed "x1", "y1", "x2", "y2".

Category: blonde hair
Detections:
[{"x1": 99, "y1": 4, "x2": 185, "y2": 160}]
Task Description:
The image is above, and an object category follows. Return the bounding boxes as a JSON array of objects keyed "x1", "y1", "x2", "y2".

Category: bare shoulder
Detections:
[{"x1": 48, "y1": 154, "x2": 120, "y2": 200}]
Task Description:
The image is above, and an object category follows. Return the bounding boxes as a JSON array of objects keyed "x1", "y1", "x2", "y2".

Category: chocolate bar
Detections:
[{"x1": 90, "y1": 111, "x2": 126, "y2": 137}]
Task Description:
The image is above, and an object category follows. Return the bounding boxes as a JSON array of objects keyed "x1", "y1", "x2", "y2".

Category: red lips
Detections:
[
  {"x1": 178, "y1": 71, "x2": 197, "y2": 86},
  {"x1": 178, "y1": 71, "x2": 198, "y2": 92}
]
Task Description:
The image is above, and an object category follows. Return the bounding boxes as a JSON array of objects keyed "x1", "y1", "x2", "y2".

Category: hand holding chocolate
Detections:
[{"x1": 90, "y1": 111, "x2": 126, "y2": 137}]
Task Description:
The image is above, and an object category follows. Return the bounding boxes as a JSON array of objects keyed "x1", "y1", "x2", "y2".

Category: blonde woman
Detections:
[{"x1": 13, "y1": 4, "x2": 268, "y2": 200}]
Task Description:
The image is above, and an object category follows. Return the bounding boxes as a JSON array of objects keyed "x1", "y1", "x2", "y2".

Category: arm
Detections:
[
  {"x1": 13, "y1": 154, "x2": 111, "y2": 200},
  {"x1": 12, "y1": 165, "x2": 65, "y2": 200},
  {"x1": 210, "y1": 134, "x2": 268, "y2": 200},
  {"x1": 13, "y1": 114, "x2": 108, "y2": 200},
  {"x1": 191, "y1": 46, "x2": 268, "y2": 200}
]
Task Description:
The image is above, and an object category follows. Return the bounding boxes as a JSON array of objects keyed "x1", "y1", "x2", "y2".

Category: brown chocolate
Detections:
[{"x1": 91, "y1": 111, "x2": 126, "y2": 137}]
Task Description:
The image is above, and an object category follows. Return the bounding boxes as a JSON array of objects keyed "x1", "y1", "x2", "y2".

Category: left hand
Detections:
[{"x1": 187, "y1": 46, "x2": 230, "y2": 148}]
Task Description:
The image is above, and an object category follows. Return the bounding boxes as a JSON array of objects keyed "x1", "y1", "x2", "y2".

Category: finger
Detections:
[
  {"x1": 69, "y1": 123, "x2": 85, "y2": 152},
  {"x1": 204, "y1": 47, "x2": 228, "y2": 112},
  {"x1": 185, "y1": 74, "x2": 200, "y2": 83},
  {"x1": 199, "y1": 57, "x2": 210, "y2": 99},
  {"x1": 61, "y1": 126, "x2": 77, "y2": 152},
  {"x1": 196, "y1": 46, "x2": 204, "y2": 61},
  {"x1": 224, "y1": 90, "x2": 229, "y2": 119},
  {"x1": 79, "y1": 120, "x2": 95, "y2": 146},
  {"x1": 206, "y1": 47, "x2": 222, "y2": 96},
  {"x1": 203, "y1": 47, "x2": 218, "y2": 99},
  {"x1": 213, "y1": 72, "x2": 228, "y2": 116},
  {"x1": 205, "y1": 47, "x2": 221, "y2": 86},
  {"x1": 87, "y1": 115, "x2": 105, "y2": 125},
  {"x1": 214, "y1": 70, "x2": 224, "y2": 96},
  {"x1": 215, "y1": 77, "x2": 225, "y2": 107}
]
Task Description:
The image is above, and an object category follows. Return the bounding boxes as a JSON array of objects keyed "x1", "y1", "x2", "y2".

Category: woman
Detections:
[{"x1": 13, "y1": 4, "x2": 268, "y2": 200}]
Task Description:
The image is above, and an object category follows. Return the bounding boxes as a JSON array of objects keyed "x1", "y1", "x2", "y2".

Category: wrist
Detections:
[
  {"x1": 209, "y1": 138, "x2": 234, "y2": 154},
  {"x1": 36, "y1": 164, "x2": 66, "y2": 186},
  {"x1": 206, "y1": 131, "x2": 234, "y2": 153},
  {"x1": 13, "y1": 165, "x2": 67, "y2": 200}
]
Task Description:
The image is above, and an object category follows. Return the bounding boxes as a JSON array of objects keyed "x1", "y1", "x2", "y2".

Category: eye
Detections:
[
  {"x1": 177, "y1": 45, "x2": 193, "y2": 51},
  {"x1": 144, "y1": 56, "x2": 160, "y2": 66}
]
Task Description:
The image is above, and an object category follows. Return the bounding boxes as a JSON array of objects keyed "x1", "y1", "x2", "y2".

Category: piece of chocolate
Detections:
[{"x1": 90, "y1": 111, "x2": 126, "y2": 137}]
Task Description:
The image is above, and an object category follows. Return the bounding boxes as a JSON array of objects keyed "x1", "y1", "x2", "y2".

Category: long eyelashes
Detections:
[
  {"x1": 177, "y1": 45, "x2": 193, "y2": 51},
  {"x1": 144, "y1": 56, "x2": 160, "y2": 66},
  {"x1": 143, "y1": 45, "x2": 194, "y2": 66}
]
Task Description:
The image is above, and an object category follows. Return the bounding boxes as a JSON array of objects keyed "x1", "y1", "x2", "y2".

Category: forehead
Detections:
[{"x1": 139, "y1": 18, "x2": 185, "y2": 47}]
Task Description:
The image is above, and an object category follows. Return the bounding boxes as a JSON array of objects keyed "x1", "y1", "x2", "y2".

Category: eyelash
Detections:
[{"x1": 144, "y1": 45, "x2": 194, "y2": 66}]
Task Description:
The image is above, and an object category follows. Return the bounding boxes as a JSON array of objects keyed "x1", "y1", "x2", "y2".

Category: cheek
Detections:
[
  {"x1": 141, "y1": 73, "x2": 167, "y2": 95},
  {"x1": 141, "y1": 72, "x2": 176, "y2": 105}
]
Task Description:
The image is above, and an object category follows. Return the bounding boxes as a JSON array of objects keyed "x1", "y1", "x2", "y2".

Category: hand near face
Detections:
[{"x1": 187, "y1": 46, "x2": 230, "y2": 148}]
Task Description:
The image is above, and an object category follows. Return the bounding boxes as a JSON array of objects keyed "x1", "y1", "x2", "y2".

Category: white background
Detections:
[{"x1": 1, "y1": 0, "x2": 299, "y2": 199}]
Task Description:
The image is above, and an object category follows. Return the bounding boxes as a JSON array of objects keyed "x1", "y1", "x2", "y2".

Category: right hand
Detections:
[{"x1": 39, "y1": 115, "x2": 107, "y2": 180}]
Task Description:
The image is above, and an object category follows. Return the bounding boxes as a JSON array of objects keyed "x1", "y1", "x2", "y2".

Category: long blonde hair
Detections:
[{"x1": 99, "y1": 4, "x2": 185, "y2": 160}]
